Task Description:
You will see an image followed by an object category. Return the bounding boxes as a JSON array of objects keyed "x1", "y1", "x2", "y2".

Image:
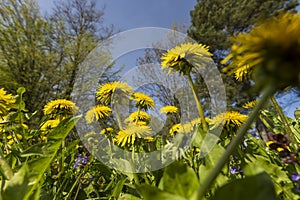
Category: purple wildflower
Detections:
[
  {"x1": 82, "y1": 156, "x2": 88, "y2": 165},
  {"x1": 73, "y1": 154, "x2": 88, "y2": 169},
  {"x1": 230, "y1": 166, "x2": 243, "y2": 174},
  {"x1": 292, "y1": 172, "x2": 300, "y2": 182},
  {"x1": 297, "y1": 185, "x2": 300, "y2": 193}
]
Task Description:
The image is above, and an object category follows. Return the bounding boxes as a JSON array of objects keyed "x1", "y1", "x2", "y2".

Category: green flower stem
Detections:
[
  {"x1": 114, "y1": 104, "x2": 123, "y2": 130},
  {"x1": 191, "y1": 84, "x2": 276, "y2": 200},
  {"x1": 270, "y1": 96, "x2": 298, "y2": 146},
  {"x1": 187, "y1": 74, "x2": 208, "y2": 132}
]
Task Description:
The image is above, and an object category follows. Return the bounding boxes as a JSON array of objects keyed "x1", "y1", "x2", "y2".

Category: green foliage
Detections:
[
  {"x1": 211, "y1": 172, "x2": 278, "y2": 200},
  {"x1": 0, "y1": 88, "x2": 80, "y2": 199},
  {"x1": 0, "y1": 0, "x2": 61, "y2": 112},
  {"x1": 0, "y1": 0, "x2": 113, "y2": 114}
]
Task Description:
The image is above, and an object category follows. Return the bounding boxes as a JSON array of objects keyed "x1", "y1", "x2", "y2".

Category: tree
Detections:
[
  {"x1": 0, "y1": 0, "x2": 114, "y2": 114},
  {"x1": 0, "y1": 0, "x2": 61, "y2": 112},
  {"x1": 49, "y1": 0, "x2": 114, "y2": 99},
  {"x1": 187, "y1": 0, "x2": 298, "y2": 110}
]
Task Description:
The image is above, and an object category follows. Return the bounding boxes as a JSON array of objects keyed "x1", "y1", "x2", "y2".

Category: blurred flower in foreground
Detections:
[
  {"x1": 85, "y1": 105, "x2": 112, "y2": 123},
  {"x1": 222, "y1": 13, "x2": 300, "y2": 90},
  {"x1": 0, "y1": 88, "x2": 15, "y2": 116},
  {"x1": 161, "y1": 42, "x2": 212, "y2": 76},
  {"x1": 131, "y1": 92, "x2": 155, "y2": 111},
  {"x1": 96, "y1": 82, "x2": 133, "y2": 105},
  {"x1": 160, "y1": 105, "x2": 178, "y2": 114},
  {"x1": 210, "y1": 111, "x2": 248, "y2": 129},
  {"x1": 115, "y1": 125, "x2": 152, "y2": 147},
  {"x1": 43, "y1": 99, "x2": 78, "y2": 117}
]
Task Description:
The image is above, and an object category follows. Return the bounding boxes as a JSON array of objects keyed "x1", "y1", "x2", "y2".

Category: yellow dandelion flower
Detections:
[
  {"x1": 131, "y1": 92, "x2": 155, "y2": 110},
  {"x1": 169, "y1": 122, "x2": 195, "y2": 136},
  {"x1": 222, "y1": 13, "x2": 300, "y2": 90},
  {"x1": 22, "y1": 123, "x2": 28, "y2": 130},
  {"x1": 169, "y1": 124, "x2": 181, "y2": 136},
  {"x1": 85, "y1": 105, "x2": 112, "y2": 124},
  {"x1": 41, "y1": 136, "x2": 47, "y2": 141},
  {"x1": 100, "y1": 127, "x2": 114, "y2": 135},
  {"x1": 0, "y1": 88, "x2": 15, "y2": 116},
  {"x1": 96, "y1": 82, "x2": 133, "y2": 105},
  {"x1": 115, "y1": 125, "x2": 152, "y2": 147},
  {"x1": 161, "y1": 42, "x2": 212, "y2": 76},
  {"x1": 125, "y1": 111, "x2": 151, "y2": 125},
  {"x1": 43, "y1": 99, "x2": 78, "y2": 117},
  {"x1": 41, "y1": 119, "x2": 60, "y2": 131},
  {"x1": 6, "y1": 134, "x2": 22, "y2": 142},
  {"x1": 160, "y1": 105, "x2": 178, "y2": 114},
  {"x1": 243, "y1": 100, "x2": 258, "y2": 109},
  {"x1": 210, "y1": 111, "x2": 248, "y2": 129},
  {"x1": 7, "y1": 139, "x2": 14, "y2": 145},
  {"x1": 136, "y1": 121, "x2": 148, "y2": 126},
  {"x1": 16, "y1": 133, "x2": 22, "y2": 140}
]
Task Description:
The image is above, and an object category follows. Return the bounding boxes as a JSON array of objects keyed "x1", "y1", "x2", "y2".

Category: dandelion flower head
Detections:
[
  {"x1": 43, "y1": 99, "x2": 78, "y2": 117},
  {"x1": 161, "y1": 42, "x2": 212, "y2": 76},
  {"x1": 115, "y1": 125, "x2": 152, "y2": 147},
  {"x1": 131, "y1": 92, "x2": 155, "y2": 111},
  {"x1": 160, "y1": 105, "x2": 178, "y2": 114},
  {"x1": 0, "y1": 88, "x2": 15, "y2": 116},
  {"x1": 96, "y1": 82, "x2": 133, "y2": 105},
  {"x1": 211, "y1": 111, "x2": 248, "y2": 129},
  {"x1": 85, "y1": 105, "x2": 112, "y2": 124}
]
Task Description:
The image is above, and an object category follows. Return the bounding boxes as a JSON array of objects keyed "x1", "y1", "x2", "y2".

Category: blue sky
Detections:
[
  {"x1": 37, "y1": 0, "x2": 196, "y2": 30},
  {"x1": 36, "y1": 0, "x2": 300, "y2": 118}
]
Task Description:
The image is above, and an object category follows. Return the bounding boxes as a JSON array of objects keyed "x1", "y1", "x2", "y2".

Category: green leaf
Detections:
[
  {"x1": 212, "y1": 172, "x2": 278, "y2": 200},
  {"x1": 245, "y1": 155, "x2": 295, "y2": 198},
  {"x1": 2, "y1": 164, "x2": 29, "y2": 200},
  {"x1": 21, "y1": 142, "x2": 57, "y2": 157},
  {"x1": 199, "y1": 143, "x2": 228, "y2": 187},
  {"x1": 137, "y1": 184, "x2": 187, "y2": 200},
  {"x1": 111, "y1": 176, "x2": 127, "y2": 198},
  {"x1": 162, "y1": 161, "x2": 199, "y2": 199},
  {"x1": 47, "y1": 116, "x2": 80, "y2": 140}
]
